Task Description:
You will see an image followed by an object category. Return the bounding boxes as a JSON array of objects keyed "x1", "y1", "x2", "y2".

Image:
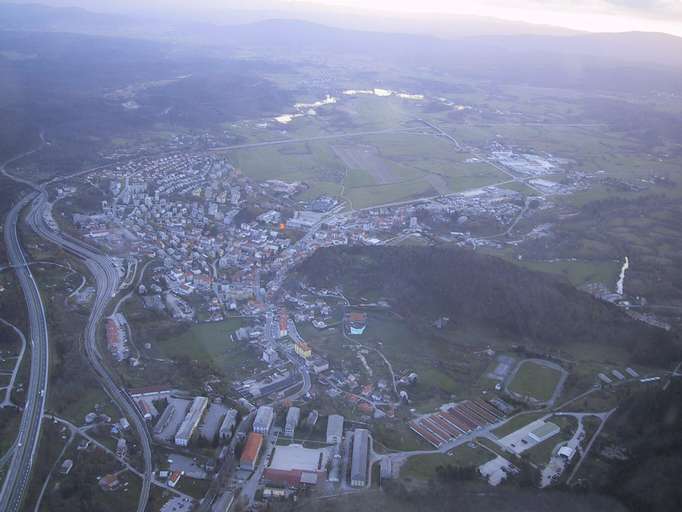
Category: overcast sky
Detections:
[{"x1": 299, "y1": 0, "x2": 682, "y2": 34}]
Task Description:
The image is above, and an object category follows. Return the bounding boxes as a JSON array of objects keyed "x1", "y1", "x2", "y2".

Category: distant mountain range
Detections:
[
  {"x1": 0, "y1": 1, "x2": 581, "y2": 38},
  {"x1": 2, "y1": 2, "x2": 682, "y2": 71}
]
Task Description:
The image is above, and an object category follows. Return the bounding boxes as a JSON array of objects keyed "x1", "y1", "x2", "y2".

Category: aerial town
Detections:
[
  {"x1": 19, "y1": 137, "x2": 662, "y2": 512},
  {"x1": 3, "y1": 6, "x2": 681, "y2": 512}
]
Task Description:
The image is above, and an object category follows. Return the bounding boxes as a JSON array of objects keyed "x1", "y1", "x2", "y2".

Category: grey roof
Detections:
[
  {"x1": 285, "y1": 407, "x2": 301, "y2": 429},
  {"x1": 254, "y1": 405, "x2": 274, "y2": 430},
  {"x1": 300, "y1": 472, "x2": 318, "y2": 485},
  {"x1": 351, "y1": 429, "x2": 369, "y2": 484},
  {"x1": 326, "y1": 414, "x2": 344, "y2": 441}
]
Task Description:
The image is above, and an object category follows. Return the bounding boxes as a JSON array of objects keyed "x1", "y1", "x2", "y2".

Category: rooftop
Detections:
[{"x1": 269, "y1": 444, "x2": 325, "y2": 472}]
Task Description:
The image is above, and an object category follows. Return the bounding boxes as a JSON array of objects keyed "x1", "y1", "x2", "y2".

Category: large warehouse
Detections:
[
  {"x1": 350, "y1": 429, "x2": 369, "y2": 487},
  {"x1": 262, "y1": 444, "x2": 327, "y2": 487}
]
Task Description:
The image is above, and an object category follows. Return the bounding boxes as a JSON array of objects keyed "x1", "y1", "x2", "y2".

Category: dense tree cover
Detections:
[
  {"x1": 595, "y1": 380, "x2": 682, "y2": 512},
  {"x1": 295, "y1": 246, "x2": 679, "y2": 367},
  {"x1": 44, "y1": 446, "x2": 125, "y2": 512}
]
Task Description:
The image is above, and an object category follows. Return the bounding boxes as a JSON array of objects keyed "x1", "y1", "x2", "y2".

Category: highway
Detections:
[
  {"x1": 26, "y1": 191, "x2": 153, "y2": 512},
  {"x1": 0, "y1": 193, "x2": 50, "y2": 512}
]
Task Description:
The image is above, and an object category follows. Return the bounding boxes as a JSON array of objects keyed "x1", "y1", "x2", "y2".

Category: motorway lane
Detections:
[
  {"x1": 26, "y1": 192, "x2": 153, "y2": 512},
  {"x1": 0, "y1": 194, "x2": 50, "y2": 512}
]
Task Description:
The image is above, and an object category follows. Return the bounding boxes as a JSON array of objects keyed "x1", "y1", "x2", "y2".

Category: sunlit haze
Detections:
[
  {"x1": 299, "y1": 0, "x2": 682, "y2": 35},
  {"x1": 1, "y1": 1, "x2": 682, "y2": 511}
]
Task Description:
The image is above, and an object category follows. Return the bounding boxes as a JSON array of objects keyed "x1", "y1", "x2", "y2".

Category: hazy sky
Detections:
[
  {"x1": 11, "y1": 0, "x2": 682, "y2": 35},
  {"x1": 300, "y1": 0, "x2": 682, "y2": 34}
]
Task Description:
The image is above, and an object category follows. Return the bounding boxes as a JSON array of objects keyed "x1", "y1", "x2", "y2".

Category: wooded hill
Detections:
[{"x1": 293, "y1": 246, "x2": 678, "y2": 366}]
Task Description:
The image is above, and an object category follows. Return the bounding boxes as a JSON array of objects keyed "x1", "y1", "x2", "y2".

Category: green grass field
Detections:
[
  {"x1": 157, "y1": 319, "x2": 263, "y2": 377},
  {"x1": 159, "y1": 319, "x2": 241, "y2": 359},
  {"x1": 508, "y1": 361, "x2": 562, "y2": 402},
  {"x1": 400, "y1": 453, "x2": 456, "y2": 479},
  {"x1": 492, "y1": 412, "x2": 546, "y2": 438},
  {"x1": 399, "y1": 444, "x2": 496, "y2": 480},
  {"x1": 343, "y1": 179, "x2": 435, "y2": 209}
]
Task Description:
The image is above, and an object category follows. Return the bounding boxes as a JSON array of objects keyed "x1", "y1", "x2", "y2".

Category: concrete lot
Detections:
[
  {"x1": 479, "y1": 456, "x2": 517, "y2": 486},
  {"x1": 200, "y1": 403, "x2": 230, "y2": 441},
  {"x1": 168, "y1": 453, "x2": 208, "y2": 479},
  {"x1": 497, "y1": 417, "x2": 559, "y2": 455}
]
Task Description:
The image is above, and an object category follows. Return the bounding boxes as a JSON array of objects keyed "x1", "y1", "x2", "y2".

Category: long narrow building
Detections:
[
  {"x1": 253, "y1": 405, "x2": 274, "y2": 434},
  {"x1": 350, "y1": 429, "x2": 369, "y2": 487},
  {"x1": 175, "y1": 396, "x2": 208, "y2": 446},
  {"x1": 284, "y1": 406, "x2": 300, "y2": 437}
]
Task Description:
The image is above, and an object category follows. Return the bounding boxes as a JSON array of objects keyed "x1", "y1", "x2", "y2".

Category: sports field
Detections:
[{"x1": 507, "y1": 360, "x2": 563, "y2": 402}]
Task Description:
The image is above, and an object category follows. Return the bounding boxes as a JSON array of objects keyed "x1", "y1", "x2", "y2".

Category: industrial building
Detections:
[
  {"x1": 240, "y1": 432, "x2": 264, "y2": 471},
  {"x1": 350, "y1": 429, "x2": 369, "y2": 487},
  {"x1": 253, "y1": 405, "x2": 274, "y2": 434},
  {"x1": 263, "y1": 444, "x2": 327, "y2": 487},
  {"x1": 284, "y1": 407, "x2": 300, "y2": 437},
  {"x1": 262, "y1": 347, "x2": 279, "y2": 364},
  {"x1": 175, "y1": 396, "x2": 208, "y2": 446},
  {"x1": 219, "y1": 409, "x2": 238, "y2": 440},
  {"x1": 528, "y1": 422, "x2": 560, "y2": 443},
  {"x1": 328, "y1": 446, "x2": 342, "y2": 483},
  {"x1": 137, "y1": 399, "x2": 154, "y2": 421},
  {"x1": 306, "y1": 355, "x2": 329, "y2": 374},
  {"x1": 326, "y1": 414, "x2": 344, "y2": 444},
  {"x1": 409, "y1": 399, "x2": 506, "y2": 448},
  {"x1": 240, "y1": 370, "x2": 299, "y2": 399}
]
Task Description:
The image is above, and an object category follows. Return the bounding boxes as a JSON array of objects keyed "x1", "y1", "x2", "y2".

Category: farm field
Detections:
[{"x1": 223, "y1": 124, "x2": 513, "y2": 210}]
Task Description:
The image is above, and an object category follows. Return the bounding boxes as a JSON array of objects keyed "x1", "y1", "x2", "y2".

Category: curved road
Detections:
[
  {"x1": 27, "y1": 191, "x2": 153, "y2": 512},
  {"x1": 0, "y1": 318, "x2": 28, "y2": 408},
  {"x1": 0, "y1": 193, "x2": 50, "y2": 512}
]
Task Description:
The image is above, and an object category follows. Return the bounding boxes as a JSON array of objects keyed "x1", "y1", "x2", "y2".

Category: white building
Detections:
[
  {"x1": 253, "y1": 405, "x2": 274, "y2": 434},
  {"x1": 350, "y1": 429, "x2": 369, "y2": 487},
  {"x1": 262, "y1": 347, "x2": 279, "y2": 364},
  {"x1": 284, "y1": 407, "x2": 300, "y2": 437},
  {"x1": 175, "y1": 396, "x2": 208, "y2": 446},
  {"x1": 219, "y1": 409, "x2": 239, "y2": 440},
  {"x1": 326, "y1": 414, "x2": 344, "y2": 444}
]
